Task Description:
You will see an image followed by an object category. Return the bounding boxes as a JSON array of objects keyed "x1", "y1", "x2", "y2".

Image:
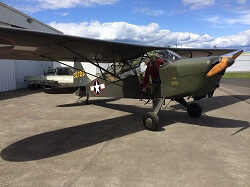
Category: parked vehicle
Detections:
[{"x1": 24, "y1": 67, "x2": 74, "y2": 89}]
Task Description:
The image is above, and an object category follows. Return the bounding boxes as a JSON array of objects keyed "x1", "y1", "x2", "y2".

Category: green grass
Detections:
[{"x1": 223, "y1": 72, "x2": 250, "y2": 78}]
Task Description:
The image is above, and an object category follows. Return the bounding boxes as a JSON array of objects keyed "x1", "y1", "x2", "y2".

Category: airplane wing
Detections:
[
  {"x1": 0, "y1": 26, "x2": 164, "y2": 62},
  {"x1": 167, "y1": 47, "x2": 236, "y2": 58},
  {"x1": 0, "y1": 26, "x2": 235, "y2": 63}
]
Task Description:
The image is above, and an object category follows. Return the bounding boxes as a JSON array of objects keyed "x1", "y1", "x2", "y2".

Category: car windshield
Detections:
[
  {"x1": 47, "y1": 68, "x2": 56, "y2": 75},
  {"x1": 57, "y1": 68, "x2": 73, "y2": 75}
]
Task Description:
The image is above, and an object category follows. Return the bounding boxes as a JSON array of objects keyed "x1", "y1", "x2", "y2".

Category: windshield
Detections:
[
  {"x1": 47, "y1": 68, "x2": 56, "y2": 75},
  {"x1": 105, "y1": 56, "x2": 142, "y2": 82},
  {"x1": 57, "y1": 68, "x2": 73, "y2": 75},
  {"x1": 154, "y1": 49, "x2": 181, "y2": 64},
  {"x1": 103, "y1": 49, "x2": 181, "y2": 82}
]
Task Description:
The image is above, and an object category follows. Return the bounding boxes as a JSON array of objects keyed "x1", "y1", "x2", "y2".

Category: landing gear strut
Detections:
[
  {"x1": 86, "y1": 94, "x2": 89, "y2": 105},
  {"x1": 143, "y1": 97, "x2": 203, "y2": 131},
  {"x1": 143, "y1": 98, "x2": 164, "y2": 131}
]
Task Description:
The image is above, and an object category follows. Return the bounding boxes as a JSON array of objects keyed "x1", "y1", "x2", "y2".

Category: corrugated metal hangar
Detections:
[{"x1": 0, "y1": 2, "x2": 62, "y2": 92}]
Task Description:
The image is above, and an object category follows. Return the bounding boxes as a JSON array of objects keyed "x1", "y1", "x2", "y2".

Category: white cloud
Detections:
[
  {"x1": 203, "y1": 12, "x2": 250, "y2": 25},
  {"x1": 55, "y1": 12, "x2": 70, "y2": 16},
  {"x1": 182, "y1": 0, "x2": 215, "y2": 10},
  {"x1": 37, "y1": 0, "x2": 118, "y2": 9},
  {"x1": 17, "y1": 0, "x2": 118, "y2": 12},
  {"x1": 49, "y1": 21, "x2": 250, "y2": 49},
  {"x1": 14, "y1": 5, "x2": 42, "y2": 13},
  {"x1": 237, "y1": 0, "x2": 247, "y2": 4},
  {"x1": 133, "y1": 7, "x2": 164, "y2": 16}
]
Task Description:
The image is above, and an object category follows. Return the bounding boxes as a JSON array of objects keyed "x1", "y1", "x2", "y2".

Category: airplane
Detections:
[{"x1": 0, "y1": 26, "x2": 243, "y2": 130}]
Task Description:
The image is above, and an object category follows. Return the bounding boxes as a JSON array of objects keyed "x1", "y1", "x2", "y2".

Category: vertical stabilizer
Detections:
[{"x1": 73, "y1": 62, "x2": 92, "y2": 86}]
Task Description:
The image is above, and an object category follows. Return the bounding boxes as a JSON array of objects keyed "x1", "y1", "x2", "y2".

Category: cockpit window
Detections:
[
  {"x1": 105, "y1": 57, "x2": 142, "y2": 82},
  {"x1": 156, "y1": 49, "x2": 181, "y2": 64},
  {"x1": 103, "y1": 49, "x2": 181, "y2": 82}
]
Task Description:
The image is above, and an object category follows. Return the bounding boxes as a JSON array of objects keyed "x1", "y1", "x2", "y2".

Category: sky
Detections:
[{"x1": 2, "y1": 0, "x2": 250, "y2": 50}]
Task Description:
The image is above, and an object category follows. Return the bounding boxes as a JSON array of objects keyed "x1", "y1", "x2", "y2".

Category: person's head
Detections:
[{"x1": 149, "y1": 55, "x2": 156, "y2": 62}]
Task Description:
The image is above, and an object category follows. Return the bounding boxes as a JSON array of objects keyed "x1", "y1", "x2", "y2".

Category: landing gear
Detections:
[
  {"x1": 76, "y1": 94, "x2": 89, "y2": 105},
  {"x1": 86, "y1": 95, "x2": 89, "y2": 105},
  {"x1": 143, "y1": 112, "x2": 159, "y2": 131},
  {"x1": 143, "y1": 98, "x2": 164, "y2": 131},
  {"x1": 175, "y1": 98, "x2": 202, "y2": 118},
  {"x1": 142, "y1": 97, "x2": 203, "y2": 131},
  {"x1": 187, "y1": 103, "x2": 202, "y2": 118}
]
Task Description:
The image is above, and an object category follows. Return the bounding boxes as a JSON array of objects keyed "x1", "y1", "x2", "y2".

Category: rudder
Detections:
[{"x1": 73, "y1": 62, "x2": 92, "y2": 86}]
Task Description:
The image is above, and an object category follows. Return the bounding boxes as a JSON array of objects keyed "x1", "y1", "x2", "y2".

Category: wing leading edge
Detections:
[
  {"x1": 167, "y1": 47, "x2": 236, "y2": 58},
  {"x1": 0, "y1": 26, "x2": 235, "y2": 63}
]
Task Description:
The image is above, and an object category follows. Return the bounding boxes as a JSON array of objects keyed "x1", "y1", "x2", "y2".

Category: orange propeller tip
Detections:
[{"x1": 231, "y1": 50, "x2": 243, "y2": 59}]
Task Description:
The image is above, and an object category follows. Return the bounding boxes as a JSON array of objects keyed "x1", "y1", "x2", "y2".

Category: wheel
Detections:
[
  {"x1": 28, "y1": 84, "x2": 35, "y2": 90},
  {"x1": 143, "y1": 112, "x2": 159, "y2": 131},
  {"x1": 187, "y1": 103, "x2": 202, "y2": 118}
]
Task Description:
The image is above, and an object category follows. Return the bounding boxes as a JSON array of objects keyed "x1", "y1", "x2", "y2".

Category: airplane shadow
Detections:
[
  {"x1": 1, "y1": 95, "x2": 249, "y2": 162},
  {"x1": 56, "y1": 98, "x2": 120, "y2": 107},
  {"x1": 169, "y1": 95, "x2": 250, "y2": 113}
]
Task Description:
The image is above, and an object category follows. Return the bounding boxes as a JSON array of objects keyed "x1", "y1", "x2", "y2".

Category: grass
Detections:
[{"x1": 223, "y1": 72, "x2": 250, "y2": 78}]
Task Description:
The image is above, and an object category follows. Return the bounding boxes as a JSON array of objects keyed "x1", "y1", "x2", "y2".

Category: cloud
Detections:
[
  {"x1": 237, "y1": 0, "x2": 247, "y2": 4},
  {"x1": 49, "y1": 21, "x2": 250, "y2": 50},
  {"x1": 37, "y1": 0, "x2": 118, "y2": 9},
  {"x1": 203, "y1": 12, "x2": 250, "y2": 25},
  {"x1": 55, "y1": 12, "x2": 70, "y2": 16},
  {"x1": 13, "y1": 5, "x2": 42, "y2": 13},
  {"x1": 182, "y1": 0, "x2": 215, "y2": 10},
  {"x1": 15, "y1": 0, "x2": 118, "y2": 12},
  {"x1": 133, "y1": 7, "x2": 164, "y2": 16}
]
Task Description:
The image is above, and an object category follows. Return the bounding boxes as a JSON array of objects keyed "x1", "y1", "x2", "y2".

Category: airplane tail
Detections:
[{"x1": 73, "y1": 62, "x2": 92, "y2": 86}]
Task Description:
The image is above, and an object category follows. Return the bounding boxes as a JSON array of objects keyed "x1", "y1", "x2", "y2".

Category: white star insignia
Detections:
[{"x1": 90, "y1": 80, "x2": 105, "y2": 95}]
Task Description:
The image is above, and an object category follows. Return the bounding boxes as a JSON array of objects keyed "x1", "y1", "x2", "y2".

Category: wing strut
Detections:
[
  {"x1": 59, "y1": 43, "x2": 123, "y2": 81},
  {"x1": 41, "y1": 55, "x2": 153, "y2": 99},
  {"x1": 57, "y1": 43, "x2": 152, "y2": 98}
]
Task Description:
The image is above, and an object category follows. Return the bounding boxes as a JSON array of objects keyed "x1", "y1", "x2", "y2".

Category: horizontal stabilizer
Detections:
[{"x1": 42, "y1": 86, "x2": 78, "y2": 94}]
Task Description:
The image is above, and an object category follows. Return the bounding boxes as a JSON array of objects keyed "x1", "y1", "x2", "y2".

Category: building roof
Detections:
[{"x1": 0, "y1": 2, "x2": 63, "y2": 34}]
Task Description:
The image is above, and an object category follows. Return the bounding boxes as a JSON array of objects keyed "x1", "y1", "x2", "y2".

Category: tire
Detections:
[
  {"x1": 28, "y1": 84, "x2": 35, "y2": 90},
  {"x1": 187, "y1": 103, "x2": 202, "y2": 118},
  {"x1": 143, "y1": 112, "x2": 159, "y2": 131}
]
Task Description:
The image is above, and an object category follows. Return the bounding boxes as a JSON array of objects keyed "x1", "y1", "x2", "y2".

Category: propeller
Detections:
[{"x1": 206, "y1": 50, "x2": 243, "y2": 77}]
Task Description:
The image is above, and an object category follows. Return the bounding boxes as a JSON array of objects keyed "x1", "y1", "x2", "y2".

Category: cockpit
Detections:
[
  {"x1": 156, "y1": 49, "x2": 182, "y2": 64},
  {"x1": 104, "y1": 49, "x2": 182, "y2": 82}
]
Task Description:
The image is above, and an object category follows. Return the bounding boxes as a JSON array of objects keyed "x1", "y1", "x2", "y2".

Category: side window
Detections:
[{"x1": 57, "y1": 68, "x2": 64, "y2": 75}]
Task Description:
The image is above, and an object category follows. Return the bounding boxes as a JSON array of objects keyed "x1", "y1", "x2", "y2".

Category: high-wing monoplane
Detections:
[{"x1": 0, "y1": 26, "x2": 242, "y2": 130}]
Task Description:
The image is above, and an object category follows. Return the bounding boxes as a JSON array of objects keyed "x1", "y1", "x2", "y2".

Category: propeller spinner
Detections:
[{"x1": 206, "y1": 50, "x2": 243, "y2": 77}]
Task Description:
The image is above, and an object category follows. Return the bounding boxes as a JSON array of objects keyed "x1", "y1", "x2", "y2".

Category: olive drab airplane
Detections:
[{"x1": 0, "y1": 26, "x2": 243, "y2": 130}]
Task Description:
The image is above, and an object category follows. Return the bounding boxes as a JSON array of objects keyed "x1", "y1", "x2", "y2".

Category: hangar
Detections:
[{"x1": 0, "y1": 2, "x2": 62, "y2": 92}]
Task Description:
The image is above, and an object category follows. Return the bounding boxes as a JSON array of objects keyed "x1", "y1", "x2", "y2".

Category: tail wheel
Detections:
[
  {"x1": 187, "y1": 103, "x2": 202, "y2": 118},
  {"x1": 143, "y1": 112, "x2": 159, "y2": 131}
]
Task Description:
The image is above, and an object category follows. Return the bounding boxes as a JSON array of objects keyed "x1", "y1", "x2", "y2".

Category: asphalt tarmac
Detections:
[
  {"x1": 220, "y1": 78, "x2": 250, "y2": 103},
  {"x1": 0, "y1": 79, "x2": 249, "y2": 187}
]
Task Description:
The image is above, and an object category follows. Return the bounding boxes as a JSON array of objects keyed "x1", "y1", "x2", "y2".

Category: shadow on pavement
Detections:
[{"x1": 1, "y1": 95, "x2": 249, "y2": 162}]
